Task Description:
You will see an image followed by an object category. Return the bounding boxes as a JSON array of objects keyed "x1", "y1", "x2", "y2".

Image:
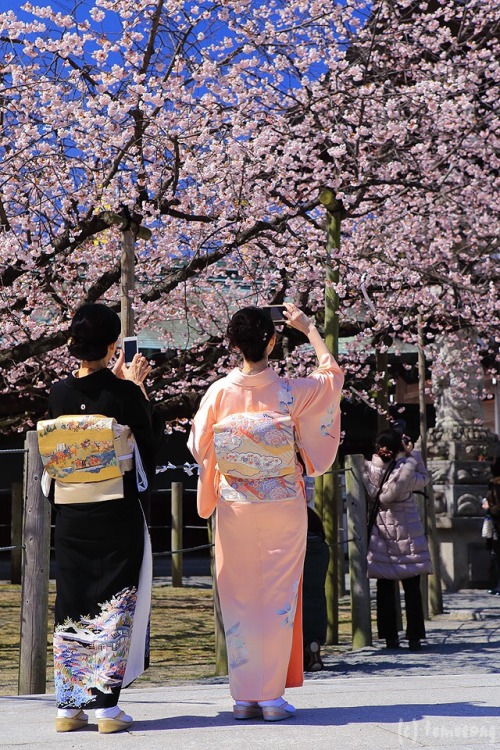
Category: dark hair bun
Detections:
[
  {"x1": 68, "y1": 303, "x2": 121, "y2": 361},
  {"x1": 227, "y1": 307, "x2": 275, "y2": 363},
  {"x1": 375, "y1": 429, "x2": 404, "y2": 462}
]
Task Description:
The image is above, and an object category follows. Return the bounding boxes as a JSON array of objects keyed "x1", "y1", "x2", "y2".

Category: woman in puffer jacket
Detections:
[{"x1": 363, "y1": 429, "x2": 432, "y2": 651}]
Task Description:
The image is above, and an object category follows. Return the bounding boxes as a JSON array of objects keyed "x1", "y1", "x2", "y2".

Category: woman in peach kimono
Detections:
[{"x1": 188, "y1": 304, "x2": 343, "y2": 721}]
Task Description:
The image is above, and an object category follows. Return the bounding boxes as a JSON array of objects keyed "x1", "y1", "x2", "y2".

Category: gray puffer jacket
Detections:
[{"x1": 364, "y1": 451, "x2": 432, "y2": 580}]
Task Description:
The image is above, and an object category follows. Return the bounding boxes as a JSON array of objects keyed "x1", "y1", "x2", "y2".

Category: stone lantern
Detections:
[{"x1": 426, "y1": 331, "x2": 500, "y2": 590}]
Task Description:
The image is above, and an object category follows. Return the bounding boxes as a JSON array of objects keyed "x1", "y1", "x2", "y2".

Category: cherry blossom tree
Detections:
[{"x1": 0, "y1": 0, "x2": 498, "y2": 434}]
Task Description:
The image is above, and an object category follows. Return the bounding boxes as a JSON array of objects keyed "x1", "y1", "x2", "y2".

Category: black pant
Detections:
[
  {"x1": 376, "y1": 576, "x2": 426, "y2": 641},
  {"x1": 302, "y1": 534, "x2": 329, "y2": 645},
  {"x1": 491, "y1": 537, "x2": 500, "y2": 589}
]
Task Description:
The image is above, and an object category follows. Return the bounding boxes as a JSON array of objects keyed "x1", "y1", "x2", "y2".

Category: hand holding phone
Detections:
[
  {"x1": 282, "y1": 303, "x2": 314, "y2": 336},
  {"x1": 401, "y1": 435, "x2": 413, "y2": 454},
  {"x1": 115, "y1": 339, "x2": 151, "y2": 397}
]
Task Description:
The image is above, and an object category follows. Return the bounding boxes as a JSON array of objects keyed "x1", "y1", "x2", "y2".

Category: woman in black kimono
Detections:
[{"x1": 47, "y1": 303, "x2": 161, "y2": 734}]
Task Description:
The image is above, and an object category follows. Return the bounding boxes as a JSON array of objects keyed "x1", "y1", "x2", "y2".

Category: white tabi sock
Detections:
[
  {"x1": 258, "y1": 697, "x2": 296, "y2": 712},
  {"x1": 57, "y1": 708, "x2": 88, "y2": 719},
  {"x1": 95, "y1": 705, "x2": 132, "y2": 721}
]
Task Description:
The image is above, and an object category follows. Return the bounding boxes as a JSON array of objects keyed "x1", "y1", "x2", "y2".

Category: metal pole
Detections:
[
  {"x1": 318, "y1": 188, "x2": 342, "y2": 643},
  {"x1": 417, "y1": 316, "x2": 443, "y2": 616},
  {"x1": 171, "y1": 482, "x2": 183, "y2": 587},
  {"x1": 19, "y1": 432, "x2": 51, "y2": 695},
  {"x1": 345, "y1": 454, "x2": 372, "y2": 649}
]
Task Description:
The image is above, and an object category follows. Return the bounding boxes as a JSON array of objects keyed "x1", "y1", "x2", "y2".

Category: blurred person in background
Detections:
[{"x1": 363, "y1": 429, "x2": 432, "y2": 651}]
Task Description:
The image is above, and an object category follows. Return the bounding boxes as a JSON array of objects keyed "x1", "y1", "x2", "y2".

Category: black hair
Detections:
[
  {"x1": 374, "y1": 429, "x2": 404, "y2": 463},
  {"x1": 68, "y1": 303, "x2": 121, "y2": 361},
  {"x1": 227, "y1": 306, "x2": 275, "y2": 363}
]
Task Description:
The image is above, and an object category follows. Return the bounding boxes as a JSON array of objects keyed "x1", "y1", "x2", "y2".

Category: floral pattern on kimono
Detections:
[
  {"x1": 277, "y1": 381, "x2": 294, "y2": 412},
  {"x1": 225, "y1": 621, "x2": 250, "y2": 670},
  {"x1": 223, "y1": 451, "x2": 283, "y2": 475},
  {"x1": 321, "y1": 405, "x2": 337, "y2": 438},
  {"x1": 53, "y1": 587, "x2": 137, "y2": 707},
  {"x1": 276, "y1": 580, "x2": 299, "y2": 629},
  {"x1": 220, "y1": 473, "x2": 298, "y2": 503}
]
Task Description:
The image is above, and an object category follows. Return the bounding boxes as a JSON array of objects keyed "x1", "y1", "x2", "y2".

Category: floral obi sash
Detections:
[
  {"x1": 37, "y1": 414, "x2": 148, "y2": 503},
  {"x1": 213, "y1": 411, "x2": 299, "y2": 502}
]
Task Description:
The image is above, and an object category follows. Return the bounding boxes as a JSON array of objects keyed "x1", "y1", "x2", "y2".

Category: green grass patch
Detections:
[{"x1": 0, "y1": 580, "x2": 357, "y2": 696}]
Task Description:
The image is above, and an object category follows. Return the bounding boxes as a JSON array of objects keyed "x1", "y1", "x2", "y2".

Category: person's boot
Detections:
[
  {"x1": 304, "y1": 640, "x2": 324, "y2": 671},
  {"x1": 385, "y1": 638, "x2": 400, "y2": 649}
]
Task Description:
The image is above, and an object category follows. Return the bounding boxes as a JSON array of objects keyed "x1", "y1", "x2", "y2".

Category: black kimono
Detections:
[{"x1": 47, "y1": 368, "x2": 161, "y2": 709}]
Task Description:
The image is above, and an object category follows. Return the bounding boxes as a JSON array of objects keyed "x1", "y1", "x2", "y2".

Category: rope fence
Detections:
[
  {"x1": 153, "y1": 543, "x2": 215, "y2": 556},
  {"x1": 0, "y1": 450, "x2": 353, "y2": 563}
]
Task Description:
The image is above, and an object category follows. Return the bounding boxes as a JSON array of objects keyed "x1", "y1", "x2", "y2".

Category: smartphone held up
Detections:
[
  {"x1": 263, "y1": 305, "x2": 287, "y2": 324},
  {"x1": 123, "y1": 336, "x2": 138, "y2": 365}
]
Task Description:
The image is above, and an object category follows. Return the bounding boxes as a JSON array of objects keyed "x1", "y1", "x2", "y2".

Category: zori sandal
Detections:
[
  {"x1": 97, "y1": 710, "x2": 133, "y2": 734},
  {"x1": 233, "y1": 703, "x2": 263, "y2": 720},
  {"x1": 261, "y1": 701, "x2": 296, "y2": 722},
  {"x1": 55, "y1": 710, "x2": 88, "y2": 733}
]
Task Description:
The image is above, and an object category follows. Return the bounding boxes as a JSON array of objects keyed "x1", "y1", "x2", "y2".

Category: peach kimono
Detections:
[{"x1": 187, "y1": 352, "x2": 343, "y2": 701}]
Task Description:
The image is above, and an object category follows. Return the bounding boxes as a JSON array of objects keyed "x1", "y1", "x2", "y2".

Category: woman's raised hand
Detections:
[
  {"x1": 282, "y1": 302, "x2": 332, "y2": 360},
  {"x1": 402, "y1": 436, "x2": 414, "y2": 456},
  {"x1": 113, "y1": 350, "x2": 151, "y2": 388},
  {"x1": 282, "y1": 302, "x2": 314, "y2": 335}
]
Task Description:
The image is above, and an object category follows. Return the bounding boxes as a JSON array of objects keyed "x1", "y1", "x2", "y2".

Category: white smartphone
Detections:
[{"x1": 123, "y1": 336, "x2": 138, "y2": 365}]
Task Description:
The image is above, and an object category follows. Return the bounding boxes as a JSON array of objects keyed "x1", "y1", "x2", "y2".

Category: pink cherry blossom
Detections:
[{"x1": 0, "y1": 0, "x2": 498, "y2": 434}]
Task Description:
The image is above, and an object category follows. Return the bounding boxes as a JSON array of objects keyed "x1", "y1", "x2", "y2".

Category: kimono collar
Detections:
[
  {"x1": 226, "y1": 366, "x2": 280, "y2": 388},
  {"x1": 65, "y1": 368, "x2": 116, "y2": 392}
]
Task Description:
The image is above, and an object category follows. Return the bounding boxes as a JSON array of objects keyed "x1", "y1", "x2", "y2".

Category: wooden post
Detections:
[
  {"x1": 121, "y1": 228, "x2": 135, "y2": 338},
  {"x1": 338, "y1": 472, "x2": 346, "y2": 598},
  {"x1": 10, "y1": 482, "x2": 23, "y2": 585},
  {"x1": 494, "y1": 378, "x2": 500, "y2": 436},
  {"x1": 319, "y1": 188, "x2": 344, "y2": 644},
  {"x1": 345, "y1": 454, "x2": 372, "y2": 649},
  {"x1": 19, "y1": 431, "x2": 51, "y2": 695},
  {"x1": 209, "y1": 515, "x2": 228, "y2": 675},
  {"x1": 171, "y1": 482, "x2": 183, "y2": 588},
  {"x1": 416, "y1": 494, "x2": 429, "y2": 620},
  {"x1": 376, "y1": 349, "x2": 390, "y2": 433},
  {"x1": 314, "y1": 473, "x2": 324, "y2": 517},
  {"x1": 102, "y1": 210, "x2": 152, "y2": 341},
  {"x1": 417, "y1": 316, "x2": 443, "y2": 616}
]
